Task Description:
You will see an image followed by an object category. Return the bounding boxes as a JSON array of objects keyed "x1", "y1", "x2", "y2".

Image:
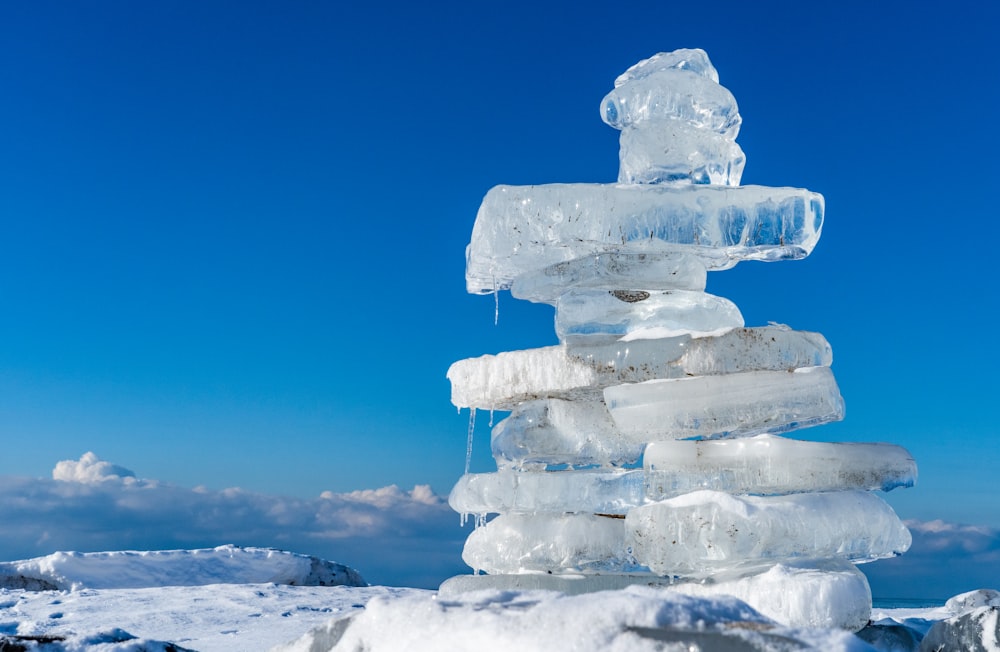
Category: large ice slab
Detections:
[
  {"x1": 462, "y1": 513, "x2": 637, "y2": 575},
  {"x1": 450, "y1": 436, "x2": 915, "y2": 515},
  {"x1": 626, "y1": 490, "x2": 911, "y2": 576},
  {"x1": 448, "y1": 326, "x2": 831, "y2": 409},
  {"x1": 491, "y1": 398, "x2": 640, "y2": 470},
  {"x1": 510, "y1": 252, "x2": 707, "y2": 304},
  {"x1": 555, "y1": 289, "x2": 743, "y2": 344},
  {"x1": 440, "y1": 561, "x2": 872, "y2": 631},
  {"x1": 645, "y1": 435, "x2": 917, "y2": 495},
  {"x1": 466, "y1": 183, "x2": 824, "y2": 294},
  {"x1": 604, "y1": 366, "x2": 844, "y2": 439}
]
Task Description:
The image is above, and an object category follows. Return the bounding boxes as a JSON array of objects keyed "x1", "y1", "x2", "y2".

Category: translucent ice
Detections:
[
  {"x1": 490, "y1": 398, "x2": 640, "y2": 470},
  {"x1": 616, "y1": 125, "x2": 745, "y2": 185},
  {"x1": 601, "y1": 49, "x2": 738, "y2": 134},
  {"x1": 626, "y1": 490, "x2": 911, "y2": 576},
  {"x1": 644, "y1": 435, "x2": 917, "y2": 495},
  {"x1": 555, "y1": 289, "x2": 743, "y2": 344},
  {"x1": 462, "y1": 513, "x2": 636, "y2": 575},
  {"x1": 604, "y1": 366, "x2": 844, "y2": 439},
  {"x1": 510, "y1": 252, "x2": 707, "y2": 304},
  {"x1": 449, "y1": 470, "x2": 646, "y2": 516},
  {"x1": 447, "y1": 326, "x2": 832, "y2": 410},
  {"x1": 466, "y1": 183, "x2": 825, "y2": 294}
]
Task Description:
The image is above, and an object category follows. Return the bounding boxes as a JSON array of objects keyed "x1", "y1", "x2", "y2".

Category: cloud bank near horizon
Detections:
[
  {"x1": 0, "y1": 452, "x2": 467, "y2": 588},
  {"x1": 1, "y1": 453, "x2": 997, "y2": 598}
]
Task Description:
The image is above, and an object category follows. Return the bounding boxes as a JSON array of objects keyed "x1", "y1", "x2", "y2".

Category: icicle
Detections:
[
  {"x1": 475, "y1": 512, "x2": 487, "y2": 529},
  {"x1": 465, "y1": 408, "x2": 477, "y2": 475},
  {"x1": 460, "y1": 512, "x2": 468, "y2": 527},
  {"x1": 488, "y1": 408, "x2": 494, "y2": 428},
  {"x1": 492, "y1": 274, "x2": 499, "y2": 326}
]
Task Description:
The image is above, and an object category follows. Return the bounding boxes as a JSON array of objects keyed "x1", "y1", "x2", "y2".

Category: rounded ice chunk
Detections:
[
  {"x1": 601, "y1": 50, "x2": 740, "y2": 136},
  {"x1": 617, "y1": 123, "x2": 745, "y2": 185},
  {"x1": 626, "y1": 490, "x2": 912, "y2": 577},
  {"x1": 449, "y1": 469, "x2": 645, "y2": 516},
  {"x1": 604, "y1": 366, "x2": 845, "y2": 439},
  {"x1": 462, "y1": 513, "x2": 636, "y2": 575}
]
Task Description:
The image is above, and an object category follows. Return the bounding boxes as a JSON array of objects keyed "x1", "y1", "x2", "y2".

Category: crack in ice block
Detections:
[
  {"x1": 466, "y1": 183, "x2": 824, "y2": 294},
  {"x1": 604, "y1": 366, "x2": 845, "y2": 439},
  {"x1": 491, "y1": 398, "x2": 640, "y2": 470},
  {"x1": 556, "y1": 289, "x2": 743, "y2": 344},
  {"x1": 448, "y1": 326, "x2": 830, "y2": 410},
  {"x1": 440, "y1": 560, "x2": 873, "y2": 631},
  {"x1": 462, "y1": 513, "x2": 638, "y2": 575},
  {"x1": 644, "y1": 435, "x2": 917, "y2": 495},
  {"x1": 626, "y1": 490, "x2": 911, "y2": 577},
  {"x1": 510, "y1": 252, "x2": 707, "y2": 304},
  {"x1": 449, "y1": 470, "x2": 646, "y2": 516}
]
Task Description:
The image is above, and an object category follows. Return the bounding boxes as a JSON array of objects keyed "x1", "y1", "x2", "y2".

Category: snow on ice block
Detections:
[
  {"x1": 604, "y1": 366, "x2": 844, "y2": 439},
  {"x1": 555, "y1": 289, "x2": 743, "y2": 344},
  {"x1": 449, "y1": 469, "x2": 645, "y2": 516},
  {"x1": 491, "y1": 398, "x2": 640, "y2": 470},
  {"x1": 462, "y1": 513, "x2": 637, "y2": 575},
  {"x1": 626, "y1": 490, "x2": 911, "y2": 577},
  {"x1": 510, "y1": 252, "x2": 708, "y2": 304},
  {"x1": 438, "y1": 561, "x2": 872, "y2": 631},
  {"x1": 466, "y1": 183, "x2": 824, "y2": 294},
  {"x1": 313, "y1": 585, "x2": 871, "y2": 651},
  {"x1": 448, "y1": 326, "x2": 831, "y2": 410},
  {"x1": 644, "y1": 435, "x2": 917, "y2": 495}
]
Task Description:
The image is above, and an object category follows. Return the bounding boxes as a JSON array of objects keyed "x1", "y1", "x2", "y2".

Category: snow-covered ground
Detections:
[{"x1": 2, "y1": 546, "x2": 997, "y2": 651}]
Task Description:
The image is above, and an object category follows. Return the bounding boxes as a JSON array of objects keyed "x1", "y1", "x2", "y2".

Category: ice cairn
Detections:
[{"x1": 440, "y1": 50, "x2": 916, "y2": 632}]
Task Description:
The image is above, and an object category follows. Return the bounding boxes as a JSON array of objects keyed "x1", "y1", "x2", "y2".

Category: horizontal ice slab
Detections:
[
  {"x1": 450, "y1": 470, "x2": 645, "y2": 516},
  {"x1": 491, "y1": 398, "x2": 640, "y2": 470},
  {"x1": 451, "y1": 436, "x2": 915, "y2": 515},
  {"x1": 645, "y1": 435, "x2": 917, "y2": 495},
  {"x1": 466, "y1": 183, "x2": 824, "y2": 294},
  {"x1": 510, "y1": 252, "x2": 707, "y2": 304},
  {"x1": 448, "y1": 326, "x2": 831, "y2": 409},
  {"x1": 604, "y1": 366, "x2": 844, "y2": 439},
  {"x1": 555, "y1": 290, "x2": 743, "y2": 344},
  {"x1": 626, "y1": 490, "x2": 911, "y2": 576},
  {"x1": 440, "y1": 561, "x2": 872, "y2": 631},
  {"x1": 462, "y1": 513, "x2": 636, "y2": 575}
]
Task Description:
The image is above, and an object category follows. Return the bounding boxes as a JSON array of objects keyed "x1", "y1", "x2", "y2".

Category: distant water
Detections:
[{"x1": 873, "y1": 598, "x2": 945, "y2": 609}]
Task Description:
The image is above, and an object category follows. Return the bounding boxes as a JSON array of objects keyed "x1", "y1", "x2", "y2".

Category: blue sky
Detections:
[{"x1": 1, "y1": 1, "x2": 998, "y2": 595}]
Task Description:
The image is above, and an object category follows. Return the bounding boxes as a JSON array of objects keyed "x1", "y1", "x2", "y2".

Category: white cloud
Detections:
[
  {"x1": 52, "y1": 452, "x2": 137, "y2": 484},
  {"x1": 0, "y1": 453, "x2": 468, "y2": 588}
]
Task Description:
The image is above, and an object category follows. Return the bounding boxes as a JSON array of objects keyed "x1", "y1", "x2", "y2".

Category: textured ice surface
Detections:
[
  {"x1": 919, "y1": 606, "x2": 1000, "y2": 652},
  {"x1": 462, "y1": 513, "x2": 636, "y2": 574},
  {"x1": 601, "y1": 49, "x2": 736, "y2": 133},
  {"x1": 626, "y1": 490, "x2": 911, "y2": 576},
  {"x1": 605, "y1": 366, "x2": 844, "y2": 439},
  {"x1": 555, "y1": 289, "x2": 743, "y2": 344},
  {"x1": 510, "y1": 252, "x2": 707, "y2": 304},
  {"x1": 466, "y1": 183, "x2": 825, "y2": 294},
  {"x1": 440, "y1": 561, "x2": 872, "y2": 631},
  {"x1": 490, "y1": 398, "x2": 640, "y2": 470},
  {"x1": 448, "y1": 326, "x2": 830, "y2": 409},
  {"x1": 645, "y1": 435, "x2": 917, "y2": 495},
  {"x1": 449, "y1": 470, "x2": 645, "y2": 516},
  {"x1": 616, "y1": 124, "x2": 745, "y2": 185}
]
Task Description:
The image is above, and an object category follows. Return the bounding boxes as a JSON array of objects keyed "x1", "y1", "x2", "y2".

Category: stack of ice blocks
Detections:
[{"x1": 441, "y1": 50, "x2": 916, "y2": 632}]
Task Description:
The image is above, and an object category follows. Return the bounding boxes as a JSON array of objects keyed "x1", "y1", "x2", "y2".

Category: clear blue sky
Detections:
[{"x1": 1, "y1": 0, "x2": 998, "y2": 540}]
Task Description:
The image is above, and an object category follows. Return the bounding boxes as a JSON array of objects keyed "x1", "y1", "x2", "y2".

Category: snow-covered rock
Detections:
[{"x1": 0, "y1": 545, "x2": 366, "y2": 591}]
